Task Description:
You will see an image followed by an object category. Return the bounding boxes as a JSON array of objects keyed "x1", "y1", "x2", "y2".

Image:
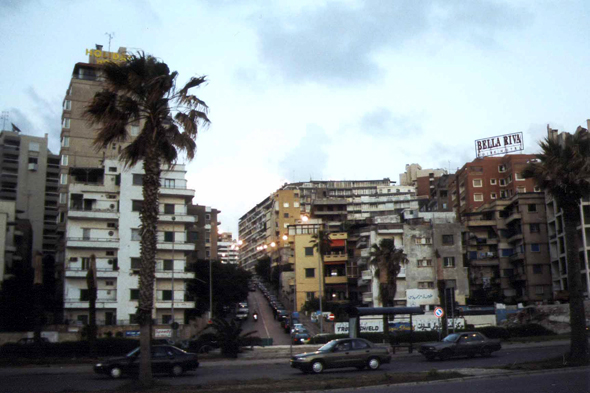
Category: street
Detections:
[{"x1": 238, "y1": 289, "x2": 292, "y2": 345}]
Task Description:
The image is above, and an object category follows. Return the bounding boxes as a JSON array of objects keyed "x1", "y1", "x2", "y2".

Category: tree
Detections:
[
  {"x1": 369, "y1": 238, "x2": 407, "y2": 307},
  {"x1": 85, "y1": 54, "x2": 210, "y2": 386},
  {"x1": 255, "y1": 257, "x2": 271, "y2": 282},
  {"x1": 523, "y1": 130, "x2": 590, "y2": 364},
  {"x1": 211, "y1": 318, "x2": 257, "y2": 358},
  {"x1": 86, "y1": 254, "x2": 97, "y2": 356}
]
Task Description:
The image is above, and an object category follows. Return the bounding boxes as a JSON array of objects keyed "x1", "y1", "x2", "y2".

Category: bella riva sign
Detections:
[
  {"x1": 85, "y1": 49, "x2": 131, "y2": 64},
  {"x1": 475, "y1": 132, "x2": 524, "y2": 158}
]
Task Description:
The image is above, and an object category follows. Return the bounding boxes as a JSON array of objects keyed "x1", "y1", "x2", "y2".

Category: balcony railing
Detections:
[{"x1": 68, "y1": 237, "x2": 120, "y2": 242}]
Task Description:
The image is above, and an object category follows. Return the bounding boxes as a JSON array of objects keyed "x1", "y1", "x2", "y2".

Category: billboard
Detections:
[{"x1": 475, "y1": 132, "x2": 524, "y2": 158}]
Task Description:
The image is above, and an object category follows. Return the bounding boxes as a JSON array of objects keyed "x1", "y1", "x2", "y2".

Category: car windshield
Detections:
[
  {"x1": 443, "y1": 334, "x2": 461, "y2": 343},
  {"x1": 318, "y1": 341, "x2": 338, "y2": 352}
]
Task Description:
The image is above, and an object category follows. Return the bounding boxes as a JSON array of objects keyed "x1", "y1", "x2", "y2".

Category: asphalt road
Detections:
[
  {"x1": 0, "y1": 344, "x2": 579, "y2": 392},
  {"x1": 239, "y1": 289, "x2": 292, "y2": 345},
  {"x1": 333, "y1": 368, "x2": 590, "y2": 393}
]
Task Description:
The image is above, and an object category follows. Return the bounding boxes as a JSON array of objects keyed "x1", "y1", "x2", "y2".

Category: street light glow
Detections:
[
  {"x1": 301, "y1": 215, "x2": 309, "y2": 222},
  {"x1": 282, "y1": 235, "x2": 288, "y2": 241}
]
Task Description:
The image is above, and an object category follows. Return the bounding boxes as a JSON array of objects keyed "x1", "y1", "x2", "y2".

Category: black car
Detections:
[
  {"x1": 276, "y1": 309, "x2": 289, "y2": 321},
  {"x1": 419, "y1": 332, "x2": 502, "y2": 361},
  {"x1": 94, "y1": 345, "x2": 199, "y2": 379}
]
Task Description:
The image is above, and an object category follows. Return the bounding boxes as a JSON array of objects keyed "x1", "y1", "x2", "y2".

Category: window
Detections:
[
  {"x1": 535, "y1": 286, "x2": 545, "y2": 295},
  {"x1": 108, "y1": 167, "x2": 117, "y2": 173},
  {"x1": 533, "y1": 264, "x2": 543, "y2": 274},
  {"x1": 162, "y1": 290, "x2": 173, "y2": 301},
  {"x1": 501, "y1": 248, "x2": 513, "y2": 257},
  {"x1": 77, "y1": 315, "x2": 89, "y2": 324},
  {"x1": 490, "y1": 179, "x2": 497, "y2": 185},
  {"x1": 305, "y1": 247, "x2": 314, "y2": 256},
  {"x1": 352, "y1": 339, "x2": 370, "y2": 349},
  {"x1": 28, "y1": 142, "x2": 39, "y2": 152},
  {"x1": 130, "y1": 125, "x2": 139, "y2": 136},
  {"x1": 205, "y1": 250, "x2": 210, "y2": 257},
  {"x1": 62, "y1": 118, "x2": 70, "y2": 129},
  {"x1": 528, "y1": 204, "x2": 537, "y2": 212},
  {"x1": 284, "y1": 213, "x2": 289, "y2": 218},
  {"x1": 131, "y1": 229, "x2": 141, "y2": 241},
  {"x1": 531, "y1": 243, "x2": 541, "y2": 252},
  {"x1": 59, "y1": 193, "x2": 67, "y2": 204},
  {"x1": 474, "y1": 193, "x2": 484, "y2": 202},
  {"x1": 472, "y1": 179, "x2": 482, "y2": 187},
  {"x1": 499, "y1": 178, "x2": 506, "y2": 186},
  {"x1": 163, "y1": 259, "x2": 173, "y2": 271},
  {"x1": 530, "y1": 223, "x2": 540, "y2": 233},
  {"x1": 164, "y1": 204, "x2": 175, "y2": 214},
  {"x1": 305, "y1": 268, "x2": 315, "y2": 278},
  {"x1": 498, "y1": 165, "x2": 506, "y2": 173},
  {"x1": 442, "y1": 235, "x2": 454, "y2": 245},
  {"x1": 106, "y1": 280, "x2": 114, "y2": 286},
  {"x1": 188, "y1": 232, "x2": 198, "y2": 242},
  {"x1": 28, "y1": 157, "x2": 38, "y2": 164},
  {"x1": 81, "y1": 257, "x2": 90, "y2": 270},
  {"x1": 61, "y1": 136, "x2": 70, "y2": 147},
  {"x1": 306, "y1": 292, "x2": 315, "y2": 300},
  {"x1": 132, "y1": 174, "x2": 143, "y2": 185},
  {"x1": 491, "y1": 192, "x2": 497, "y2": 199},
  {"x1": 164, "y1": 232, "x2": 175, "y2": 242},
  {"x1": 283, "y1": 202, "x2": 289, "y2": 208},
  {"x1": 500, "y1": 190, "x2": 508, "y2": 199},
  {"x1": 508, "y1": 175, "x2": 513, "y2": 183},
  {"x1": 517, "y1": 186, "x2": 526, "y2": 193},
  {"x1": 130, "y1": 289, "x2": 139, "y2": 300},
  {"x1": 443, "y1": 257, "x2": 455, "y2": 268},
  {"x1": 515, "y1": 173, "x2": 525, "y2": 181},
  {"x1": 61, "y1": 155, "x2": 68, "y2": 166},
  {"x1": 80, "y1": 289, "x2": 89, "y2": 301},
  {"x1": 205, "y1": 214, "x2": 211, "y2": 221},
  {"x1": 418, "y1": 281, "x2": 434, "y2": 289},
  {"x1": 294, "y1": 202, "x2": 300, "y2": 207},
  {"x1": 418, "y1": 259, "x2": 432, "y2": 267},
  {"x1": 534, "y1": 186, "x2": 541, "y2": 192},
  {"x1": 164, "y1": 179, "x2": 175, "y2": 188},
  {"x1": 161, "y1": 315, "x2": 172, "y2": 325},
  {"x1": 63, "y1": 100, "x2": 71, "y2": 110},
  {"x1": 130, "y1": 314, "x2": 139, "y2": 324},
  {"x1": 107, "y1": 222, "x2": 116, "y2": 228},
  {"x1": 60, "y1": 173, "x2": 68, "y2": 185},
  {"x1": 415, "y1": 237, "x2": 432, "y2": 244},
  {"x1": 132, "y1": 200, "x2": 143, "y2": 212}
]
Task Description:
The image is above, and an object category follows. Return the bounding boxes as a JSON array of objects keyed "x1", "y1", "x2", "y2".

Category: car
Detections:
[
  {"x1": 291, "y1": 323, "x2": 307, "y2": 334},
  {"x1": 235, "y1": 309, "x2": 249, "y2": 321},
  {"x1": 290, "y1": 338, "x2": 391, "y2": 374},
  {"x1": 276, "y1": 309, "x2": 289, "y2": 321},
  {"x1": 94, "y1": 345, "x2": 199, "y2": 379},
  {"x1": 419, "y1": 332, "x2": 502, "y2": 361},
  {"x1": 292, "y1": 332, "x2": 311, "y2": 345},
  {"x1": 17, "y1": 337, "x2": 49, "y2": 345}
]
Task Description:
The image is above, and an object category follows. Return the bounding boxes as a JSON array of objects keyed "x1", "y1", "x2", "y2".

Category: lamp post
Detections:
[
  {"x1": 209, "y1": 258, "x2": 213, "y2": 322},
  {"x1": 171, "y1": 216, "x2": 175, "y2": 337}
]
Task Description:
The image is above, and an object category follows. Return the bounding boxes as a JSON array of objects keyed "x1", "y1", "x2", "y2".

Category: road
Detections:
[
  {"x1": 0, "y1": 344, "x2": 581, "y2": 392},
  {"x1": 239, "y1": 289, "x2": 291, "y2": 345}
]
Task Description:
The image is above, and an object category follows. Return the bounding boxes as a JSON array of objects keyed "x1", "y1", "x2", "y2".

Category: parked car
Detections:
[
  {"x1": 276, "y1": 309, "x2": 289, "y2": 321},
  {"x1": 17, "y1": 337, "x2": 49, "y2": 345},
  {"x1": 292, "y1": 332, "x2": 311, "y2": 345},
  {"x1": 94, "y1": 345, "x2": 199, "y2": 379},
  {"x1": 290, "y1": 338, "x2": 391, "y2": 374},
  {"x1": 235, "y1": 309, "x2": 249, "y2": 321},
  {"x1": 419, "y1": 332, "x2": 501, "y2": 361}
]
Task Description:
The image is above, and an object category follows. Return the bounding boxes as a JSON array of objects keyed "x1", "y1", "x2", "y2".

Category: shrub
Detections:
[
  {"x1": 507, "y1": 324, "x2": 556, "y2": 338},
  {"x1": 475, "y1": 326, "x2": 510, "y2": 340}
]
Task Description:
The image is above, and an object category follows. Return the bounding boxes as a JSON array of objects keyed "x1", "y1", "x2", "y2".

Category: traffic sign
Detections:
[
  {"x1": 328, "y1": 313, "x2": 335, "y2": 321},
  {"x1": 434, "y1": 307, "x2": 444, "y2": 318}
]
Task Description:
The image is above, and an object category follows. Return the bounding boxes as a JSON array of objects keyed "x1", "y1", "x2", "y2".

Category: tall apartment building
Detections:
[
  {"x1": 0, "y1": 130, "x2": 59, "y2": 262},
  {"x1": 217, "y1": 232, "x2": 239, "y2": 264},
  {"x1": 545, "y1": 123, "x2": 590, "y2": 299},
  {"x1": 449, "y1": 155, "x2": 539, "y2": 220},
  {"x1": 186, "y1": 205, "x2": 220, "y2": 261},
  {"x1": 428, "y1": 174, "x2": 454, "y2": 212},
  {"x1": 62, "y1": 159, "x2": 196, "y2": 326},
  {"x1": 399, "y1": 164, "x2": 447, "y2": 197},
  {"x1": 462, "y1": 193, "x2": 552, "y2": 304}
]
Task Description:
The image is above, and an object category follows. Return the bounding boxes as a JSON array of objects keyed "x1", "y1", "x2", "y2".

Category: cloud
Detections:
[
  {"x1": 279, "y1": 124, "x2": 331, "y2": 181},
  {"x1": 359, "y1": 107, "x2": 422, "y2": 137},
  {"x1": 426, "y1": 141, "x2": 473, "y2": 173},
  {"x1": 253, "y1": 1, "x2": 530, "y2": 85}
]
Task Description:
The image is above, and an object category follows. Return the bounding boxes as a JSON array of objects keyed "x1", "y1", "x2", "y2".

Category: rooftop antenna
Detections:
[
  {"x1": 1, "y1": 111, "x2": 8, "y2": 131},
  {"x1": 105, "y1": 32, "x2": 115, "y2": 53}
]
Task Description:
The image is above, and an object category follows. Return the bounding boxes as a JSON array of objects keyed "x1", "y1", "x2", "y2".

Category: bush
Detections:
[
  {"x1": 507, "y1": 324, "x2": 556, "y2": 338},
  {"x1": 474, "y1": 326, "x2": 511, "y2": 340}
]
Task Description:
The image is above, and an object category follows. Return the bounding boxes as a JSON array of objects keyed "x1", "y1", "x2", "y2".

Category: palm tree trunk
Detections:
[
  {"x1": 138, "y1": 142, "x2": 161, "y2": 386},
  {"x1": 563, "y1": 206, "x2": 589, "y2": 363},
  {"x1": 86, "y1": 264, "x2": 97, "y2": 357}
]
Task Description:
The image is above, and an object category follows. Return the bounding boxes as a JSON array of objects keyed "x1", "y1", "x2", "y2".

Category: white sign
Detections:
[
  {"x1": 406, "y1": 289, "x2": 438, "y2": 307},
  {"x1": 413, "y1": 316, "x2": 465, "y2": 331},
  {"x1": 475, "y1": 132, "x2": 524, "y2": 158},
  {"x1": 154, "y1": 328, "x2": 172, "y2": 338},
  {"x1": 335, "y1": 320, "x2": 383, "y2": 334}
]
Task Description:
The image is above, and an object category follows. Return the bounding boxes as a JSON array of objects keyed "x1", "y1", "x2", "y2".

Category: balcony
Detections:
[
  {"x1": 156, "y1": 242, "x2": 195, "y2": 251},
  {"x1": 154, "y1": 269, "x2": 195, "y2": 279},
  {"x1": 68, "y1": 208, "x2": 119, "y2": 220},
  {"x1": 155, "y1": 301, "x2": 195, "y2": 309},
  {"x1": 325, "y1": 275, "x2": 347, "y2": 285},
  {"x1": 507, "y1": 233, "x2": 523, "y2": 243},
  {"x1": 466, "y1": 219, "x2": 496, "y2": 227},
  {"x1": 509, "y1": 252, "x2": 525, "y2": 262},
  {"x1": 67, "y1": 237, "x2": 119, "y2": 249},
  {"x1": 159, "y1": 185, "x2": 195, "y2": 198},
  {"x1": 506, "y1": 212, "x2": 522, "y2": 225},
  {"x1": 324, "y1": 253, "x2": 348, "y2": 262},
  {"x1": 398, "y1": 267, "x2": 406, "y2": 278},
  {"x1": 362, "y1": 292, "x2": 373, "y2": 303},
  {"x1": 159, "y1": 214, "x2": 195, "y2": 223},
  {"x1": 509, "y1": 273, "x2": 527, "y2": 283},
  {"x1": 65, "y1": 267, "x2": 119, "y2": 278}
]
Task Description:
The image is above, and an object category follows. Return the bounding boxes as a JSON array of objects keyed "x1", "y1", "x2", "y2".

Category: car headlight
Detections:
[{"x1": 95, "y1": 363, "x2": 102, "y2": 367}]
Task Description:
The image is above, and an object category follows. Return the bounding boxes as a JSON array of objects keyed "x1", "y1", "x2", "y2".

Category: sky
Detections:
[{"x1": 1, "y1": 0, "x2": 590, "y2": 237}]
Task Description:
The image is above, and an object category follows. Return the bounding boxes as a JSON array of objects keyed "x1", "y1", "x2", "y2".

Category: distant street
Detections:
[{"x1": 240, "y1": 288, "x2": 292, "y2": 345}]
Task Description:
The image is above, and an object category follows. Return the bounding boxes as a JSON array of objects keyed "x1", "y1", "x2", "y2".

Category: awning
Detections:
[{"x1": 330, "y1": 239, "x2": 346, "y2": 247}]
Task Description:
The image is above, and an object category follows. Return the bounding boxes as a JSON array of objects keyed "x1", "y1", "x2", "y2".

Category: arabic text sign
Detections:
[
  {"x1": 475, "y1": 132, "x2": 524, "y2": 158},
  {"x1": 335, "y1": 320, "x2": 383, "y2": 334}
]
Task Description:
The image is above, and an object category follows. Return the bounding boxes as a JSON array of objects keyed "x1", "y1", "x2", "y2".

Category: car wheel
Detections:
[
  {"x1": 311, "y1": 360, "x2": 324, "y2": 374},
  {"x1": 171, "y1": 364, "x2": 184, "y2": 377},
  {"x1": 439, "y1": 349, "x2": 452, "y2": 361},
  {"x1": 109, "y1": 366, "x2": 123, "y2": 379},
  {"x1": 367, "y1": 357, "x2": 381, "y2": 371},
  {"x1": 481, "y1": 347, "x2": 492, "y2": 357}
]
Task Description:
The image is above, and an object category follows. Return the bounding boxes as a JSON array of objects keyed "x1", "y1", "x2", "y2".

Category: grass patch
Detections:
[
  {"x1": 502, "y1": 355, "x2": 590, "y2": 371},
  {"x1": 504, "y1": 334, "x2": 570, "y2": 344}
]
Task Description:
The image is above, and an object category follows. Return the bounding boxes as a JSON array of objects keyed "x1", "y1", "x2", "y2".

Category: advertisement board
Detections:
[
  {"x1": 475, "y1": 132, "x2": 524, "y2": 158},
  {"x1": 154, "y1": 329, "x2": 172, "y2": 338}
]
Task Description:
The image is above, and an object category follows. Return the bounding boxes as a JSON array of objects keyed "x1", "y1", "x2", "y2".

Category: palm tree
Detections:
[
  {"x1": 310, "y1": 229, "x2": 331, "y2": 332},
  {"x1": 523, "y1": 129, "x2": 590, "y2": 364},
  {"x1": 86, "y1": 254, "x2": 97, "y2": 356},
  {"x1": 369, "y1": 238, "x2": 407, "y2": 307},
  {"x1": 85, "y1": 54, "x2": 210, "y2": 385}
]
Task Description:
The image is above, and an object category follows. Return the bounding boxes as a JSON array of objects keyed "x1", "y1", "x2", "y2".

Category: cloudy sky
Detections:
[{"x1": 1, "y1": 0, "x2": 589, "y2": 236}]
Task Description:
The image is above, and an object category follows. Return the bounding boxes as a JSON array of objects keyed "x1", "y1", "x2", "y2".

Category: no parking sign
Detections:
[{"x1": 434, "y1": 307, "x2": 444, "y2": 318}]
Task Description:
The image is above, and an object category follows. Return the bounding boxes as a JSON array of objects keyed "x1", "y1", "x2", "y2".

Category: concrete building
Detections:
[
  {"x1": 186, "y1": 205, "x2": 220, "y2": 261},
  {"x1": 545, "y1": 122, "x2": 590, "y2": 299},
  {"x1": 399, "y1": 164, "x2": 447, "y2": 197},
  {"x1": 462, "y1": 193, "x2": 552, "y2": 304},
  {"x1": 62, "y1": 159, "x2": 196, "y2": 326},
  {"x1": 217, "y1": 232, "x2": 239, "y2": 264},
  {"x1": 449, "y1": 155, "x2": 539, "y2": 220},
  {"x1": 0, "y1": 201, "x2": 17, "y2": 284},
  {"x1": 0, "y1": 130, "x2": 59, "y2": 260},
  {"x1": 428, "y1": 174, "x2": 454, "y2": 212}
]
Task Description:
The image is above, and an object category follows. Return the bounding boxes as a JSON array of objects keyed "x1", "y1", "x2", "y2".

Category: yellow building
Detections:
[{"x1": 293, "y1": 231, "x2": 323, "y2": 311}]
